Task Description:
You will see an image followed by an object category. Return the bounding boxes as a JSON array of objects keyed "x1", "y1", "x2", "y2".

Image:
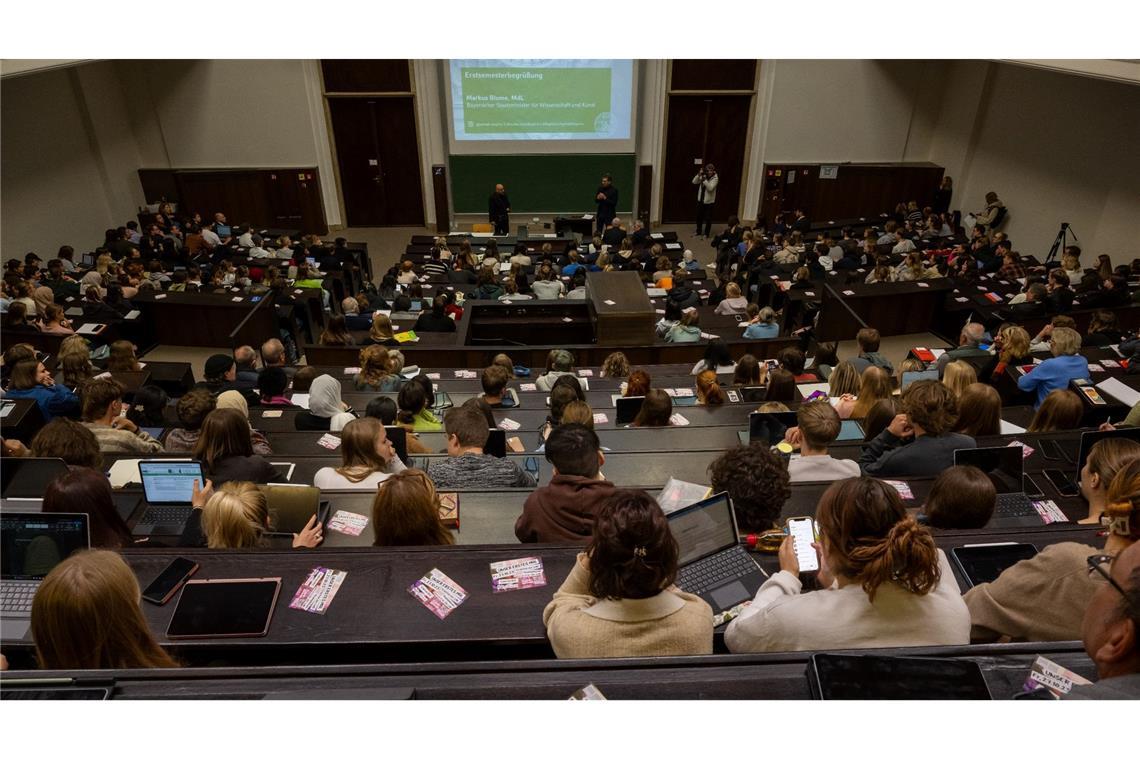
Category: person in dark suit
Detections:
[
  {"x1": 601, "y1": 218, "x2": 626, "y2": 248},
  {"x1": 791, "y1": 208, "x2": 811, "y2": 233},
  {"x1": 630, "y1": 219, "x2": 651, "y2": 247},
  {"x1": 489, "y1": 184, "x2": 511, "y2": 236},
  {"x1": 595, "y1": 174, "x2": 618, "y2": 234}
]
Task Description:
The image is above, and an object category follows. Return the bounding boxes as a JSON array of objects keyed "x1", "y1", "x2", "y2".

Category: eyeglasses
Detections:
[{"x1": 1086, "y1": 554, "x2": 1140, "y2": 616}]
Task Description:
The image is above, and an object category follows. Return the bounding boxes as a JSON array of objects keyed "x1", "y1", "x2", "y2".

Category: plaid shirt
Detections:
[{"x1": 1000, "y1": 260, "x2": 1027, "y2": 280}]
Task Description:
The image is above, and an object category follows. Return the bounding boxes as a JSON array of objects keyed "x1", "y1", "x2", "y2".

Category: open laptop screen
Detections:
[
  {"x1": 1, "y1": 513, "x2": 90, "y2": 581},
  {"x1": 667, "y1": 492, "x2": 737, "y2": 566},
  {"x1": 954, "y1": 446, "x2": 1023, "y2": 494},
  {"x1": 615, "y1": 396, "x2": 645, "y2": 426},
  {"x1": 139, "y1": 461, "x2": 204, "y2": 505},
  {"x1": 1, "y1": 458, "x2": 70, "y2": 499}
]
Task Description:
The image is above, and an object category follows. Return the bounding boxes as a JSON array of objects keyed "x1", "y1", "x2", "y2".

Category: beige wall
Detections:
[{"x1": 1, "y1": 63, "x2": 144, "y2": 256}]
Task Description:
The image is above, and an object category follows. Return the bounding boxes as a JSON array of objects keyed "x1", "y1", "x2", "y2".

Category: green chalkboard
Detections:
[{"x1": 449, "y1": 154, "x2": 635, "y2": 214}]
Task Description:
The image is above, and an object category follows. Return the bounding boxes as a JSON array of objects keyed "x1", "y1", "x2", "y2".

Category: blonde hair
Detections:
[
  {"x1": 1050, "y1": 327, "x2": 1081, "y2": 356},
  {"x1": 369, "y1": 312, "x2": 395, "y2": 342},
  {"x1": 942, "y1": 360, "x2": 978, "y2": 399},
  {"x1": 851, "y1": 367, "x2": 892, "y2": 419},
  {"x1": 561, "y1": 400, "x2": 595, "y2": 429},
  {"x1": 828, "y1": 361, "x2": 860, "y2": 396},
  {"x1": 32, "y1": 550, "x2": 178, "y2": 670},
  {"x1": 200, "y1": 481, "x2": 268, "y2": 548},
  {"x1": 998, "y1": 326, "x2": 1031, "y2": 365}
]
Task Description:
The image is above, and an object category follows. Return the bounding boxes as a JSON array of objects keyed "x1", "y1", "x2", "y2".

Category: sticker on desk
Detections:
[
  {"x1": 603, "y1": 299, "x2": 616, "y2": 306},
  {"x1": 1088, "y1": 364, "x2": 1105, "y2": 373},
  {"x1": 261, "y1": 410, "x2": 283, "y2": 418},
  {"x1": 593, "y1": 412, "x2": 609, "y2": 425},
  {"x1": 498, "y1": 417, "x2": 521, "y2": 431},
  {"x1": 804, "y1": 291, "x2": 815, "y2": 297},
  {"x1": 955, "y1": 297, "x2": 969, "y2": 303},
  {"x1": 231, "y1": 296, "x2": 244, "y2": 302},
  {"x1": 426, "y1": 372, "x2": 441, "y2": 379},
  {"x1": 916, "y1": 282, "x2": 929, "y2": 288},
  {"x1": 519, "y1": 383, "x2": 537, "y2": 392},
  {"x1": 289, "y1": 567, "x2": 347, "y2": 615},
  {"x1": 665, "y1": 387, "x2": 694, "y2": 398},
  {"x1": 1032, "y1": 499, "x2": 1067, "y2": 525},
  {"x1": 668, "y1": 413, "x2": 690, "y2": 427},
  {"x1": 454, "y1": 370, "x2": 477, "y2": 379},
  {"x1": 317, "y1": 433, "x2": 341, "y2": 450},
  {"x1": 1101, "y1": 359, "x2": 1121, "y2": 369},
  {"x1": 490, "y1": 556, "x2": 548, "y2": 594},
  {"x1": 343, "y1": 367, "x2": 361, "y2": 375},
  {"x1": 577, "y1": 369, "x2": 594, "y2": 377},
  {"x1": 562, "y1": 317, "x2": 573, "y2": 323},
  {"x1": 1007, "y1": 440, "x2": 1035, "y2": 459},
  {"x1": 408, "y1": 568, "x2": 468, "y2": 620},
  {"x1": 327, "y1": 510, "x2": 368, "y2": 536},
  {"x1": 155, "y1": 293, "x2": 167, "y2": 299},
  {"x1": 842, "y1": 290, "x2": 855, "y2": 296},
  {"x1": 294, "y1": 289, "x2": 304, "y2": 294},
  {"x1": 882, "y1": 480, "x2": 914, "y2": 500},
  {"x1": 977, "y1": 286, "x2": 987, "y2": 291},
  {"x1": 1023, "y1": 655, "x2": 1092, "y2": 698}
]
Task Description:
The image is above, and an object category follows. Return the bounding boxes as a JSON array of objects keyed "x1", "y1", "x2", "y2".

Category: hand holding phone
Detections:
[{"x1": 786, "y1": 517, "x2": 820, "y2": 573}]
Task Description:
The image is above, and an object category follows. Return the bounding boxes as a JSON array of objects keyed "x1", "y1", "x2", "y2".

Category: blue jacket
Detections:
[
  {"x1": 1017, "y1": 354, "x2": 1091, "y2": 407},
  {"x1": 743, "y1": 322, "x2": 779, "y2": 340},
  {"x1": 4, "y1": 383, "x2": 81, "y2": 422}
]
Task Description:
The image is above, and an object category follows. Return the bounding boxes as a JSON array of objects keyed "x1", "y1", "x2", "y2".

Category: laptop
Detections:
[
  {"x1": 1, "y1": 458, "x2": 70, "y2": 499},
  {"x1": 667, "y1": 492, "x2": 767, "y2": 614},
  {"x1": 836, "y1": 419, "x2": 865, "y2": 442},
  {"x1": 1, "y1": 512, "x2": 90, "y2": 640},
  {"x1": 953, "y1": 446, "x2": 1042, "y2": 527},
  {"x1": 259, "y1": 484, "x2": 323, "y2": 535},
  {"x1": 484, "y1": 428, "x2": 507, "y2": 458},
  {"x1": 615, "y1": 395, "x2": 645, "y2": 426},
  {"x1": 135, "y1": 460, "x2": 205, "y2": 536}
]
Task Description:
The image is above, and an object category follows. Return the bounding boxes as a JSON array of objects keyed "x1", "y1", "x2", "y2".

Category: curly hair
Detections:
[
  {"x1": 901, "y1": 380, "x2": 957, "y2": 435},
  {"x1": 707, "y1": 444, "x2": 791, "y2": 532}
]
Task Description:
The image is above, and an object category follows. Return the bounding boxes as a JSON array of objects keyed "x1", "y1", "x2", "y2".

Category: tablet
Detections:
[
  {"x1": 950, "y1": 543, "x2": 1038, "y2": 589},
  {"x1": 166, "y1": 578, "x2": 281, "y2": 639},
  {"x1": 808, "y1": 654, "x2": 992, "y2": 700}
]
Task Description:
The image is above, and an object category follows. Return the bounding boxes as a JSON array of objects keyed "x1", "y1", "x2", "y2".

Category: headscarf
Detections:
[
  {"x1": 33, "y1": 287, "x2": 55, "y2": 315},
  {"x1": 215, "y1": 390, "x2": 250, "y2": 421},
  {"x1": 308, "y1": 375, "x2": 354, "y2": 431}
]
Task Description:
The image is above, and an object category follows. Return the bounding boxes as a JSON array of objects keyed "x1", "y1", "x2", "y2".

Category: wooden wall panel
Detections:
[
  {"x1": 670, "y1": 60, "x2": 756, "y2": 91},
  {"x1": 321, "y1": 60, "x2": 411, "y2": 93}
]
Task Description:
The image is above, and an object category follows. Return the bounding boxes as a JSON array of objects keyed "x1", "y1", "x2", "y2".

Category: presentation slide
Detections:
[{"x1": 450, "y1": 60, "x2": 634, "y2": 142}]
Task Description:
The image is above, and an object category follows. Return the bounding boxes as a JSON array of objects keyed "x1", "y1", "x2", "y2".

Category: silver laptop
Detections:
[
  {"x1": 1, "y1": 512, "x2": 90, "y2": 640},
  {"x1": 667, "y1": 492, "x2": 768, "y2": 614}
]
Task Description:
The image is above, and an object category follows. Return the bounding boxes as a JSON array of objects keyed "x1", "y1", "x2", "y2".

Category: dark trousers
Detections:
[
  {"x1": 597, "y1": 213, "x2": 614, "y2": 235},
  {"x1": 492, "y1": 216, "x2": 509, "y2": 236},
  {"x1": 695, "y1": 203, "x2": 714, "y2": 236}
]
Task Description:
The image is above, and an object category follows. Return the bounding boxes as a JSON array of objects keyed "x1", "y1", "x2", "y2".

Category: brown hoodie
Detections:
[{"x1": 515, "y1": 475, "x2": 616, "y2": 543}]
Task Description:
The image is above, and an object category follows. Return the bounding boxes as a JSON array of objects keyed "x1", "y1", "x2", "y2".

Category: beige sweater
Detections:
[
  {"x1": 963, "y1": 541, "x2": 1099, "y2": 642},
  {"x1": 724, "y1": 550, "x2": 970, "y2": 653},
  {"x1": 542, "y1": 553, "x2": 713, "y2": 659}
]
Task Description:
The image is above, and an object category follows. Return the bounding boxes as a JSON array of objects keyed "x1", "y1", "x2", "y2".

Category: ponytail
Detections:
[{"x1": 845, "y1": 518, "x2": 940, "y2": 602}]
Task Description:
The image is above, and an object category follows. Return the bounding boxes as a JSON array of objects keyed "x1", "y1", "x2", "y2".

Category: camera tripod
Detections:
[{"x1": 1046, "y1": 222, "x2": 1077, "y2": 263}]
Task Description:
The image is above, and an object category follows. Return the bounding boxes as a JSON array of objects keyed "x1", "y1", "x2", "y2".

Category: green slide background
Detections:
[
  {"x1": 449, "y1": 154, "x2": 635, "y2": 214},
  {"x1": 461, "y1": 67, "x2": 612, "y2": 134}
]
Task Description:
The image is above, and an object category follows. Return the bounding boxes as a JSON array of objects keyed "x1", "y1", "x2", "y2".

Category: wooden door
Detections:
[
  {"x1": 661, "y1": 95, "x2": 752, "y2": 224},
  {"x1": 328, "y1": 97, "x2": 424, "y2": 227}
]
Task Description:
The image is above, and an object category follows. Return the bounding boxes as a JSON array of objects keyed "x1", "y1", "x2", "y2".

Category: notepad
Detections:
[
  {"x1": 1096, "y1": 377, "x2": 1140, "y2": 408},
  {"x1": 76, "y1": 323, "x2": 106, "y2": 335},
  {"x1": 797, "y1": 382, "x2": 830, "y2": 398},
  {"x1": 1000, "y1": 419, "x2": 1027, "y2": 434}
]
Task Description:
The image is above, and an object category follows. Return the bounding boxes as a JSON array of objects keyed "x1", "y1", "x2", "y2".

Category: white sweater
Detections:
[{"x1": 724, "y1": 550, "x2": 970, "y2": 653}]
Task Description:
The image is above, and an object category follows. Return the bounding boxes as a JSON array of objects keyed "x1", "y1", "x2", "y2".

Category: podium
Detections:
[{"x1": 586, "y1": 271, "x2": 656, "y2": 346}]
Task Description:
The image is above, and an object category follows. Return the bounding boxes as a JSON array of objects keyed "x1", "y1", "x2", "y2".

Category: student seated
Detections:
[
  {"x1": 3, "y1": 359, "x2": 80, "y2": 422},
  {"x1": 630, "y1": 389, "x2": 673, "y2": 427},
  {"x1": 426, "y1": 405, "x2": 536, "y2": 489},
  {"x1": 951, "y1": 383, "x2": 1002, "y2": 437},
  {"x1": 1077, "y1": 439, "x2": 1140, "y2": 525},
  {"x1": 664, "y1": 309, "x2": 701, "y2": 343},
  {"x1": 781, "y1": 401, "x2": 861, "y2": 483},
  {"x1": 543, "y1": 489, "x2": 714, "y2": 658},
  {"x1": 294, "y1": 375, "x2": 355, "y2": 432},
  {"x1": 313, "y1": 417, "x2": 406, "y2": 490},
  {"x1": 31, "y1": 550, "x2": 179, "y2": 670},
  {"x1": 849, "y1": 327, "x2": 895, "y2": 375},
  {"x1": 29, "y1": 418, "x2": 103, "y2": 470},
  {"x1": 1027, "y1": 389, "x2": 1084, "y2": 432},
  {"x1": 516, "y1": 423, "x2": 614, "y2": 543},
  {"x1": 180, "y1": 480, "x2": 322, "y2": 549},
  {"x1": 257, "y1": 367, "x2": 296, "y2": 407},
  {"x1": 43, "y1": 468, "x2": 133, "y2": 549},
  {"x1": 481, "y1": 364, "x2": 518, "y2": 409},
  {"x1": 714, "y1": 282, "x2": 748, "y2": 315},
  {"x1": 193, "y1": 408, "x2": 284, "y2": 486},
  {"x1": 396, "y1": 379, "x2": 443, "y2": 433},
  {"x1": 1067, "y1": 541, "x2": 1140, "y2": 699},
  {"x1": 353, "y1": 345, "x2": 403, "y2": 392},
  {"x1": 707, "y1": 443, "x2": 790, "y2": 532},
  {"x1": 79, "y1": 377, "x2": 163, "y2": 455},
  {"x1": 694, "y1": 370, "x2": 725, "y2": 405},
  {"x1": 535, "y1": 349, "x2": 577, "y2": 392},
  {"x1": 725, "y1": 477, "x2": 969, "y2": 653},
  {"x1": 965, "y1": 457, "x2": 1140, "y2": 642},
  {"x1": 371, "y1": 469, "x2": 455, "y2": 547},
  {"x1": 1017, "y1": 326, "x2": 1091, "y2": 408},
  {"x1": 413, "y1": 295, "x2": 457, "y2": 333},
  {"x1": 860, "y1": 380, "x2": 976, "y2": 478},
  {"x1": 777, "y1": 347, "x2": 818, "y2": 383},
  {"x1": 919, "y1": 465, "x2": 996, "y2": 529},
  {"x1": 165, "y1": 389, "x2": 215, "y2": 452},
  {"x1": 743, "y1": 305, "x2": 779, "y2": 340}
]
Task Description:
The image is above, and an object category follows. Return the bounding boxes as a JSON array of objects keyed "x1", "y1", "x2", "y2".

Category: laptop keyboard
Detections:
[
  {"x1": 994, "y1": 493, "x2": 1038, "y2": 518},
  {"x1": 138, "y1": 506, "x2": 192, "y2": 527},
  {"x1": 1, "y1": 581, "x2": 39, "y2": 614},
  {"x1": 678, "y1": 547, "x2": 758, "y2": 595}
]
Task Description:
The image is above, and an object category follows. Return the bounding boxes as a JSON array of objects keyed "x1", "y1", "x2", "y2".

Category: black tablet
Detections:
[
  {"x1": 950, "y1": 543, "x2": 1038, "y2": 589},
  {"x1": 166, "y1": 578, "x2": 282, "y2": 639},
  {"x1": 808, "y1": 654, "x2": 992, "y2": 700}
]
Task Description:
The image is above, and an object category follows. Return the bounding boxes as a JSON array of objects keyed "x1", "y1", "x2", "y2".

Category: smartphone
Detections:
[
  {"x1": 141, "y1": 557, "x2": 200, "y2": 605},
  {"x1": 316, "y1": 500, "x2": 331, "y2": 527},
  {"x1": 786, "y1": 517, "x2": 820, "y2": 573},
  {"x1": 1043, "y1": 469, "x2": 1079, "y2": 498},
  {"x1": 1023, "y1": 474, "x2": 1045, "y2": 499}
]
